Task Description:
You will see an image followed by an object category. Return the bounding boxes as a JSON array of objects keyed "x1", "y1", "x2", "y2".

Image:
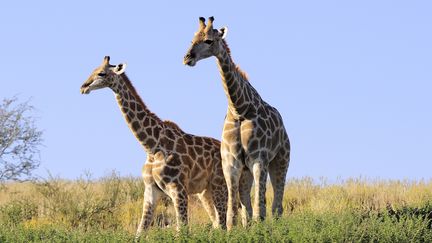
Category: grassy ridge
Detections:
[{"x1": 1, "y1": 174, "x2": 432, "y2": 242}]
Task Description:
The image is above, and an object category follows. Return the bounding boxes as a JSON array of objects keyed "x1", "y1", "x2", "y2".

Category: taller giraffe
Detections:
[
  {"x1": 183, "y1": 17, "x2": 291, "y2": 230},
  {"x1": 80, "y1": 56, "x2": 227, "y2": 237}
]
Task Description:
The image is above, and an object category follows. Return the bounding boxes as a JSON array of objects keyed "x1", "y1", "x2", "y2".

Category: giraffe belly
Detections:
[{"x1": 187, "y1": 170, "x2": 210, "y2": 194}]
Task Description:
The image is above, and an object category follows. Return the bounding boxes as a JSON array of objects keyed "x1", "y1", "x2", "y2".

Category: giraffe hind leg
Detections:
[{"x1": 198, "y1": 189, "x2": 218, "y2": 228}]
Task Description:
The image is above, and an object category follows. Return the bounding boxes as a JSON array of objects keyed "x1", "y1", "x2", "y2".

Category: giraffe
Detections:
[
  {"x1": 80, "y1": 56, "x2": 227, "y2": 237},
  {"x1": 183, "y1": 17, "x2": 291, "y2": 230}
]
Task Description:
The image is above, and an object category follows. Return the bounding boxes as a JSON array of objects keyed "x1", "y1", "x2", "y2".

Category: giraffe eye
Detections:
[
  {"x1": 204, "y1": 40, "x2": 214, "y2": 45},
  {"x1": 97, "y1": 72, "x2": 106, "y2": 77}
]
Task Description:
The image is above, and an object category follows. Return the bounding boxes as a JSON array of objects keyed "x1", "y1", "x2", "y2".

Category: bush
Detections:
[
  {"x1": 0, "y1": 97, "x2": 43, "y2": 183},
  {"x1": 0, "y1": 199, "x2": 37, "y2": 226}
]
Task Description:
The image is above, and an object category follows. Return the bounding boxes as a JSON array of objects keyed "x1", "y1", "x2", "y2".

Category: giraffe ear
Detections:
[
  {"x1": 113, "y1": 63, "x2": 127, "y2": 75},
  {"x1": 218, "y1": 26, "x2": 228, "y2": 39}
]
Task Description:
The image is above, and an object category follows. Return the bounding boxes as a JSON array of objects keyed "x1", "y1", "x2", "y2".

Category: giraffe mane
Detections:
[
  {"x1": 120, "y1": 73, "x2": 164, "y2": 124},
  {"x1": 163, "y1": 120, "x2": 185, "y2": 133},
  {"x1": 235, "y1": 65, "x2": 249, "y2": 81},
  {"x1": 221, "y1": 39, "x2": 231, "y2": 55},
  {"x1": 222, "y1": 39, "x2": 249, "y2": 82}
]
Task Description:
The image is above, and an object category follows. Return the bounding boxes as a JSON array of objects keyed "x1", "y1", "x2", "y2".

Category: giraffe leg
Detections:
[
  {"x1": 136, "y1": 184, "x2": 162, "y2": 238},
  {"x1": 239, "y1": 168, "x2": 253, "y2": 227},
  {"x1": 171, "y1": 186, "x2": 188, "y2": 231},
  {"x1": 198, "y1": 189, "x2": 217, "y2": 227},
  {"x1": 222, "y1": 156, "x2": 243, "y2": 231},
  {"x1": 268, "y1": 149, "x2": 290, "y2": 217},
  {"x1": 252, "y1": 162, "x2": 268, "y2": 221},
  {"x1": 211, "y1": 180, "x2": 227, "y2": 229}
]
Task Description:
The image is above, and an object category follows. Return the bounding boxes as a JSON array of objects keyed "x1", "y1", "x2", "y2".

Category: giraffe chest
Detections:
[
  {"x1": 222, "y1": 115, "x2": 280, "y2": 163},
  {"x1": 222, "y1": 118, "x2": 256, "y2": 147},
  {"x1": 143, "y1": 151, "x2": 181, "y2": 189}
]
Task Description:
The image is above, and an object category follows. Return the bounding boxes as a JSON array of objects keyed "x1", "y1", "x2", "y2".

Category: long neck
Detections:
[
  {"x1": 111, "y1": 74, "x2": 163, "y2": 153},
  {"x1": 216, "y1": 41, "x2": 260, "y2": 117}
]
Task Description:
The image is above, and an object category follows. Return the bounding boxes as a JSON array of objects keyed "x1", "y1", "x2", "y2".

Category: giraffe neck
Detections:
[
  {"x1": 111, "y1": 73, "x2": 163, "y2": 154},
  {"x1": 216, "y1": 41, "x2": 259, "y2": 117}
]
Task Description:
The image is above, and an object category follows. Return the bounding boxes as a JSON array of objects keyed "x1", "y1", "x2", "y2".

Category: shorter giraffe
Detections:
[{"x1": 80, "y1": 56, "x2": 227, "y2": 237}]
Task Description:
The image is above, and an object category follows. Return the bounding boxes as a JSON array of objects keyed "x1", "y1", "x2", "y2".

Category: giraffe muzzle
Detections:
[
  {"x1": 80, "y1": 87, "x2": 90, "y2": 94},
  {"x1": 183, "y1": 53, "x2": 196, "y2": 66},
  {"x1": 80, "y1": 84, "x2": 91, "y2": 94}
]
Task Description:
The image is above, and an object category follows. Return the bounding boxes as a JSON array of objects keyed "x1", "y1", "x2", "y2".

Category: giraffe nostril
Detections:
[{"x1": 184, "y1": 53, "x2": 195, "y2": 60}]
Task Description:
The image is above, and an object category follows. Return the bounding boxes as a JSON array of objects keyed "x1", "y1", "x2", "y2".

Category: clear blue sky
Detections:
[{"x1": 1, "y1": 1, "x2": 431, "y2": 180}]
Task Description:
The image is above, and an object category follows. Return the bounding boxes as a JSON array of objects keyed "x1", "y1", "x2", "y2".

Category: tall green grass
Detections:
[{"x1": 1, "y1": 173, "x2": 432, "y2": 242}]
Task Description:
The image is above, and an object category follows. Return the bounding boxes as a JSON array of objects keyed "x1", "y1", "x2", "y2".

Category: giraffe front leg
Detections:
[
  {"x1": 136, "y1": 184, "x2": 162, "y2": 238},
  {"x1": 252, "y1": 162, "x2": 268, "y2": 221},
  {"x1": 239, "y1": 168, "x2": 253, "y2": 227},
  {"x1": 171, "y1": 186, "x2": 188, "y2": 231},
  {"x1": 222, "y1": 154, "x2": 243, "y2": 231}
]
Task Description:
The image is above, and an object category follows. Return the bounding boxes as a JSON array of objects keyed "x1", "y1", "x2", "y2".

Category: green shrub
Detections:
[{"x1": 0, "y1": 199, "x2": 37, "y2": 226}]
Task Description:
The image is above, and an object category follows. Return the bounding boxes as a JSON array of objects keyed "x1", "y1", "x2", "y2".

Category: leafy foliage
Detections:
[{"x1": 0, "y1": 97, "x2": 43, "y2": 183}]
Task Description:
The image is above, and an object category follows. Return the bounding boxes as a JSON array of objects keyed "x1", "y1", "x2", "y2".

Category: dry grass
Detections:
[
  {"x1": 1, "y1": 173, "x2": 432, "y2": 234},
  {"x1": 282, "y1": 177, "x2": 432, "y2": 215}
]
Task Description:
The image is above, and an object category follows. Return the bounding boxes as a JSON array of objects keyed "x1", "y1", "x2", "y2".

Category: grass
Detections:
[{"x1": 1, "y1": 173, "x2": 432, "y2": 242}]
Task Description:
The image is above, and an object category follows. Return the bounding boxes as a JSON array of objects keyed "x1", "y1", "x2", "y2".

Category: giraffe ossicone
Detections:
[
  {"x1": 184, "y1": 17, "x2": 291, "y2": 230},
  {"x1": 80, "y1": 56, "x2": 228, "y2": 237}
]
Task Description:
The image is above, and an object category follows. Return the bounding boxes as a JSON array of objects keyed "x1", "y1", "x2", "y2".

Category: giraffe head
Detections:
[
  {"x1": 80, "y1": 56, "x2": 127, "y2": 94},
  {"x1": 183, "y1": 16, "x2": 228, "y2": 66}
]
